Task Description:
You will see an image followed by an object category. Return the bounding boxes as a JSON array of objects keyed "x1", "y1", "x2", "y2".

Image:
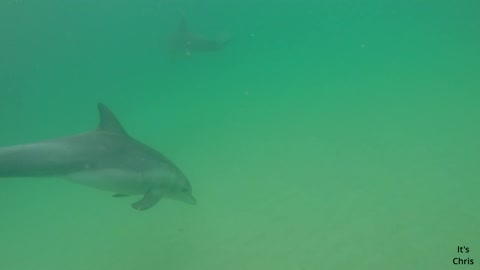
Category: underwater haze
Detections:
[{"x1": 1, "y1": 0, "x2": 479, "y2": 269}]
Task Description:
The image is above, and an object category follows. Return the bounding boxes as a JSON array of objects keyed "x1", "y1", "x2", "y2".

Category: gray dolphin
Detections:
[
  {"x1": 169, "y1": 16, "x2": 231, "y2": 56},
  {"x1": 0, "y1": 103, "x2": 196, "y2": 210}
]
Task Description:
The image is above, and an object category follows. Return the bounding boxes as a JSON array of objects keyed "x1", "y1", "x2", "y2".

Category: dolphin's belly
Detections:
[{"x1": 66, "y1": 169, "x2": 149, "y2": 195}]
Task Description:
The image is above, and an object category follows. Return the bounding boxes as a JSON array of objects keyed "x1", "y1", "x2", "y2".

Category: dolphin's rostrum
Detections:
[{"x1": 0, "y1": 103, "x2": 196, "y2": 210}]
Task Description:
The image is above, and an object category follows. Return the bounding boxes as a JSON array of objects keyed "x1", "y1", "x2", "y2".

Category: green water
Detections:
[{"x1": 1, "y1": 0, "x2": 479, "y2": 269}]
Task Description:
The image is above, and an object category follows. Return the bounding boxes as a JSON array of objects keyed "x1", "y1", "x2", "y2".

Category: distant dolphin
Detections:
[
  {"x1": 0, "y1": 103, "x2": 196, "y2": 210},
  {"x1": 169, "y1": 16, "x2": 231, "y2": 56}
]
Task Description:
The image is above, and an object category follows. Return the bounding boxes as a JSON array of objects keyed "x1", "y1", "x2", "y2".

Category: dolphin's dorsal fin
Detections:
[{"x1": 97, "y1": 103, "x2": 128, "y2": 136}]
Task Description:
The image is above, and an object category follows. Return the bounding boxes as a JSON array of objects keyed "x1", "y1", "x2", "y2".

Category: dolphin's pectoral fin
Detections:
[
  {"x1": 131, "y1": 190, "x2": 162, "y2": 211},
  {"x1": 113, "y1": 194, "x2": 130, "y2": 198}
]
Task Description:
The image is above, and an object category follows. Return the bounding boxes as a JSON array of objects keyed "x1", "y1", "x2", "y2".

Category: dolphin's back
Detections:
[
  {"x1": 0, "y1": 132, "x2": 129, "y2": 177},
  {"x1": 0, "y1": 131, "x2": 174, "y2": 178},
  {"x1": 0, "y1": 139, "x2": 89, "y2": 177}
]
